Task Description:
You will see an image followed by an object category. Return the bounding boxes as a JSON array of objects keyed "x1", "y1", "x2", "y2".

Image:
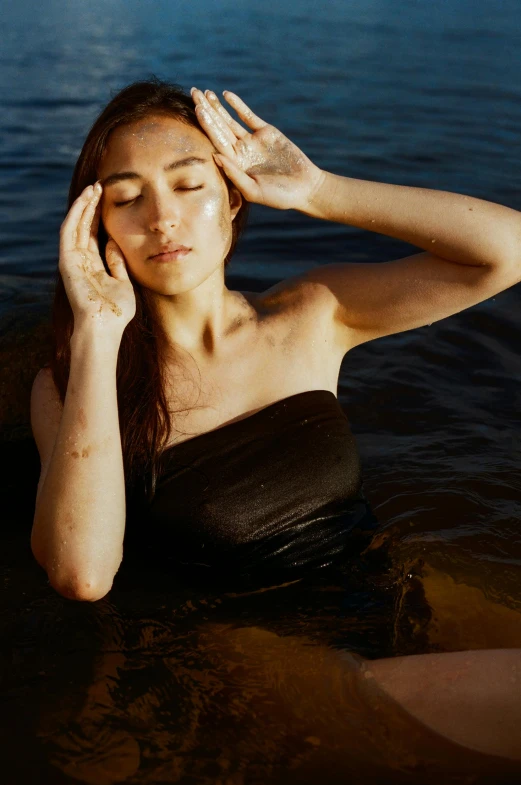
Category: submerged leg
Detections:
[
  {"x1": 362, "y1": 647, "x2": 521, "y2": 760},
  {"x1": 201, "y1": 624, "x2": 521, "y2": 767}
]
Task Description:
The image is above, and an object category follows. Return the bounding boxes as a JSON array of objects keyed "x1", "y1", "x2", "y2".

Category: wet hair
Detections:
[{"x1": 47, "y1": 77, "x2": 250, "y2": 505}]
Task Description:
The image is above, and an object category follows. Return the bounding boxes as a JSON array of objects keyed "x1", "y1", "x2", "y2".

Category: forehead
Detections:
[{"x1": 100, "y1": 115, "x2": 212, "y2": 169}]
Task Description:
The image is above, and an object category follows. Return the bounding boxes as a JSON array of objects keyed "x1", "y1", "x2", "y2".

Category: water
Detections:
[{"x1": 1, "y1": 0, "x2": 521, "y2": 782}]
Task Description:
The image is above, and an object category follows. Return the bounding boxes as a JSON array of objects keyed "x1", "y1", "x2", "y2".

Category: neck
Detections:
[{"x1": 151, "y1": 273, "x2": 252, "y2": 360}]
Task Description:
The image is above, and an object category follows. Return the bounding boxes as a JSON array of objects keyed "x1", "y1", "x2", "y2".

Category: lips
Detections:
[{"x1": 149, "y1": 244, "x2": 191, "y2": 260}]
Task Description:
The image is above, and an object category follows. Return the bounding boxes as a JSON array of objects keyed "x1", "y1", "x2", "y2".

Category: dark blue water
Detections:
[{"x1": 2, "y1": 1, "x2": 521, "y2": 782}]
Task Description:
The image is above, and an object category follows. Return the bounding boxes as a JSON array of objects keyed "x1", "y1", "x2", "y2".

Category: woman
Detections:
[
  {"x1": 29, "y1": 76, "x2": 521, "y2": 598},
  {"x1": 28, "y1": 78, "x2": 521, "y2": 765}
]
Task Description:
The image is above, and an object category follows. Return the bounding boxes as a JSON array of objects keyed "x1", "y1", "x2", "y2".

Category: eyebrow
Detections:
[{"x1": 101, "y1": 156, "x2": 209, "y2": 187}]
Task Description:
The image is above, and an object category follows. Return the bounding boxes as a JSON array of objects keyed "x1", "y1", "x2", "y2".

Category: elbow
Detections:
[
  {"x1": 31, "y1": 523, "x2": 120, "y2": 602},
  {"x1": 49, "y1": 573, "x2": 114, "y2": 602},
  {"x1": 39, "y1": 556, "x2": 116, "y2": 602},
  {"x1": 31, "y1": 525, "x2": 120, "y2": 602}
]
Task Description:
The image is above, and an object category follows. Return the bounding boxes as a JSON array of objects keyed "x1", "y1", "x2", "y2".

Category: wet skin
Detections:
[{"x1": 98, "y1": 115, "x2": 242, "y2": 299}]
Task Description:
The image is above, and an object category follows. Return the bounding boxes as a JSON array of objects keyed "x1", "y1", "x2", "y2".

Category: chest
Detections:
[
  {"x1": 148, "y1": 394, "x2": 364, "y2": 574},
  {"x1": 162, "y1": 288, "x2": 344, "y2": 450}
]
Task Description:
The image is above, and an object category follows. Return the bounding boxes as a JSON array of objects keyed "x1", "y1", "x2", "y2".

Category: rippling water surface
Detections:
[{"x1": 2, "y1": 0, "x2": 521, "y2": 782}]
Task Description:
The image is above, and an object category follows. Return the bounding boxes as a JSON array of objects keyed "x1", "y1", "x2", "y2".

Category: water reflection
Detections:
[{"x1": 28, "y1": 605, "x2": 521, "y2": 784}]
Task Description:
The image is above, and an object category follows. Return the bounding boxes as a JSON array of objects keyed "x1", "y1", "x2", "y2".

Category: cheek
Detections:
[
  {"x1": 218, "y1": 196, "x2": 231, "y2": 240},
  {"x1": 197, "y1": 190, "x2": 231, "y2": 240},
  {"x1": 102, "y1": 209, "x2": 132, "y2": 244},
  {"x1": 101, "y1": 206, "x2": 117, "y2": 237}
]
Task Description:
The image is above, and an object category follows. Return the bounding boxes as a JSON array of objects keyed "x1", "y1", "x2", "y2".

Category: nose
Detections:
[{"x1": 147, "y1": 190, "x2": 180, "y2": 234}]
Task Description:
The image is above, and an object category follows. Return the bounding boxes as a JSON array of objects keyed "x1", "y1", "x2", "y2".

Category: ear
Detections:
[{"x1": 228, "y1": 185, "x2": 242, "y2": 221}]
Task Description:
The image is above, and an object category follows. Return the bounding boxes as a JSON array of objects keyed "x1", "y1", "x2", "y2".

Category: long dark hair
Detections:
[{"x1": 47, "y1": 77, "x2": 250, "y2": 506}]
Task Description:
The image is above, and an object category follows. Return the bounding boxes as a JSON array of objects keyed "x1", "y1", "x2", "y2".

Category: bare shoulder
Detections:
[
  {"x1": 293, "y1": 253, "x2": 513, "y2": 350},
  {"x1": 252, "y1": 269, "x2": 353, "y2": 355},
  {"x1": 31, "y1": 367, "x2": 61, "y2": 405},
  {"x1": 251, "y1": 269, "x2": 337, "y2": 323},
  {"x1": 30, "y1": 367, "x2": 63, "y2": 452}
]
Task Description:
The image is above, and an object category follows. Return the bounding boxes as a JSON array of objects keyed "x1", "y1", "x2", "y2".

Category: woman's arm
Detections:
[
  {"x1": 31, "y1": 329, "x2": 126, "y2": 602},
  {"x1": 190, "y1": 87, "x2": 520, "y2": 272},
  {"x1": 192, "y1": 88, "x2": 521, "y2": 345},
  {"x1": 30, "y1": 183, "x2": 136, "y2": 602},
  {"x1": 295, "y1": 173, "x2": 521, "y2": 350},
  {"x1": 300, "y1": 170, "x2": 521, "y2": 270}
]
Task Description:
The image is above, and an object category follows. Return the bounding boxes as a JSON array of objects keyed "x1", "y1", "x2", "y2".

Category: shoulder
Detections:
[
  {"x1": 30, "y1": 367, "x2": 63, "y2": 429},
  {"x1": 31, "y1": 366, "x2": 60, "y2": 400},
  {"x1": 254, "y1": 269, "x2": 337, "y2": 318},
  {"x1": 30, "y1": 367, "x2": 63, "y2": 475},
  {"x1": 252, "y1": 270, "x2": 353, "y2": 354}
]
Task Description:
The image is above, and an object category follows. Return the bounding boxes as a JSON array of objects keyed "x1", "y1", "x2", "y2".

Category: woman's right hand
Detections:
[{"x1": 59, "y1": 182, "x2": 137, "y2": 336}]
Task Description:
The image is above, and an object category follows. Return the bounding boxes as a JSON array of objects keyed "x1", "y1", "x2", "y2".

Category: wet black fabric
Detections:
[{"x1": 128, "y1": 390, "x2": 380, "y2": 582}]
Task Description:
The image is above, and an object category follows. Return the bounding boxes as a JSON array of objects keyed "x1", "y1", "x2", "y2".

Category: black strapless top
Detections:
[{"x1": 126, "y1": 390, "x2": 379, "y2": 582}]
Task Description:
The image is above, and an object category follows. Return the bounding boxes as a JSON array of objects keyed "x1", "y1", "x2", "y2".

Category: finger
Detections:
[
  {"x1": 77, "y1": 187, "x2": 101, "y2": 249},
  {"x1": 87, "y1": 198, "x2": 102, "y2": 254},
  {"x1": 196, "y1": 105, "x2": 235, "y2": 152},
  {"x1": 222, "y1": 92, "x2": 267, "y2": 131},
  {"x1": 89, "y1": 183, "x2": 102, "y2": 241},
  {"x1": 195, "y1": 94, "x2": 237, "y2": 149},
  {"x1": 203, "y1": 90, "x2": 249, "y2": 139},
  {"x1": 105, "y1": 239, "x2": 131, "y2": 282},
  {"x1": 214, "y1": 154, "x2": 260, "y2": 202},
  {"x1": 60, "y1": 186, "x2": 96, "y2": 253}
]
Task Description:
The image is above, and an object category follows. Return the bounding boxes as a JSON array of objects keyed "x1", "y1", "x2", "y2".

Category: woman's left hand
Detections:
[{"x1": 191, "y1": 87, "x2": 325, "y2": 212}]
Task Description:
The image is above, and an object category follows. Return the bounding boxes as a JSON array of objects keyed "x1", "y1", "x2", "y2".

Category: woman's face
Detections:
[{"x1": 98, "y1": 113, "x2": 242, "y2": 294}]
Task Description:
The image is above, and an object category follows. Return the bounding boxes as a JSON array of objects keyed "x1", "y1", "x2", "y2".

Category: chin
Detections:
[{"x1": 147, "y1": 272, "x2": 219, "y2": 297}]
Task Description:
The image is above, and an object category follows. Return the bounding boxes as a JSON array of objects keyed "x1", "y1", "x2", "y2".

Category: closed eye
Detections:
[
  {"x1": 114, "y1": 196, "x2": 140, "y2": 207},
  {"x1": 114, "y1": 186, "x2": 204, "y2": 207}
]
